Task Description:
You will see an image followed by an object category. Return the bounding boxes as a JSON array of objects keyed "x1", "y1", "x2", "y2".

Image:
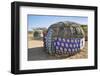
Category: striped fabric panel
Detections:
[{"x1": 45, "y1": 29, "x2": 53, "y2": 53}]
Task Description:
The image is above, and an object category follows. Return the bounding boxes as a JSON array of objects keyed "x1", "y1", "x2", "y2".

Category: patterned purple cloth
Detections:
[{"x1": 53, "y1": 38, "x2": 82, "y2": 53}]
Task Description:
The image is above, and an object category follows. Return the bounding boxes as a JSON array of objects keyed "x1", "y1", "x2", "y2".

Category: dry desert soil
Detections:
[{"x1": 28, "y1": 39, "x2": 88, "y2": 61}]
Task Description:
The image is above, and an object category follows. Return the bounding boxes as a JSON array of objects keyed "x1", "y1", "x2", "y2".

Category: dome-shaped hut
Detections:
[{"x1": 44, "y1": 21, "x2": 85, "y2": 57}]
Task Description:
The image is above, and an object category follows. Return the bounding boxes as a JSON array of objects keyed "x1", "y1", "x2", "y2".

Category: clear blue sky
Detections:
[{"x1": 28, "y1": 15, "x2": 88, "y2": 31}]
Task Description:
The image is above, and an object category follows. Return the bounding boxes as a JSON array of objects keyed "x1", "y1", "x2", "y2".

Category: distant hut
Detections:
[
  {"x1": 33, "y1": 30, "x2": 43, "y2": 40},
  {"x1": 44, "y1": 21, "x2": 85, "y2": 57}
]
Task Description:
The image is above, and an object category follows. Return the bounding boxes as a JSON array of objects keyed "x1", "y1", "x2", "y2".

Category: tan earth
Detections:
[{"x1": 28, "y1": 40, "x2": 44, "y2": 48}]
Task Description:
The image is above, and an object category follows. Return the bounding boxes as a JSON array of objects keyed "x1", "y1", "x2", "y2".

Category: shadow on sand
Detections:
[{"x1": 28, "y1": 47, "x2": 63, "y2": 61}]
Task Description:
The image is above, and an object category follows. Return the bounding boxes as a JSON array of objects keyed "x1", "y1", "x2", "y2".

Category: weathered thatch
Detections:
[{"x1": 44, "y1": 21, "x2": 85, "y2": 57}]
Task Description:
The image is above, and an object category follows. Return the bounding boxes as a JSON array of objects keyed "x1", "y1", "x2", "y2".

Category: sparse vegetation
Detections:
[{"x1": 80, "y1": 25, "x2": 88, "y2": 41}]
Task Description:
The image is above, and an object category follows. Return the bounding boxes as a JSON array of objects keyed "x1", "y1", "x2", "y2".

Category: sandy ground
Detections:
[
  {"x1": 28, "y1": 39, "x2": 88, "y2": 61},
  {"x1": 28, "y1": 40, "x2": 44, "y2": 48}
]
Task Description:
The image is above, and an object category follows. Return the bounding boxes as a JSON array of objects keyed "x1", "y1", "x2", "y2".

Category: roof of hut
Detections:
[{"x1": 47, "y1": 21, "x2": 85, "y2": 38}]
